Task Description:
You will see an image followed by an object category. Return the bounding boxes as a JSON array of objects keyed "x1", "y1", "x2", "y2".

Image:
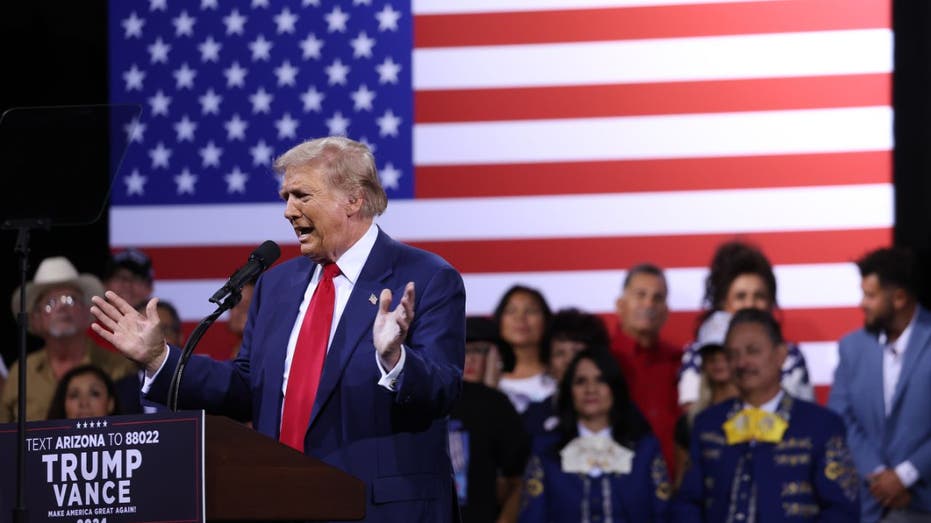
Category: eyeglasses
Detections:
[{"x1": 42, "y1": 294, "x2": 79, "y2": 314}]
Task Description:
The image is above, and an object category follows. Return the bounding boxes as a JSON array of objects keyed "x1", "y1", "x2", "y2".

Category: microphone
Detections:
[{"x1": 209, "y1": 240, "x2": 281, "y2": 304}]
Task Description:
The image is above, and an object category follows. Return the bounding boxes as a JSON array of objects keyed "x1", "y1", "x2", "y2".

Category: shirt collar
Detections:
[
  {"x1": 744, "y1": 389, "x2": 784, "y2": 414},
  {"x1": 878, "y1": 307, "x2": 919, "y2": 356},
  {"x1": 578, "y1": 422, "x2": 612, "y2": 439},
  {"x1": 320, "y1": 222, "x2": 378, "y2": 285}
]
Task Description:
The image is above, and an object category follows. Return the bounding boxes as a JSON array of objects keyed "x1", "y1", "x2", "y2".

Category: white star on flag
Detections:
[
  {"x1": 379, "y1": 162, "x2": 401, "y2": 189},
  {"x1": 275, "y1": 61, "x2": 299, "y2": 86},
  {"x1": 148, "y1": 37, "x2": 171, "y2": 63},
  {"x1": 149, "y1": 142, "x2": 172, "y2": 169},
  {"x1": 327, "y1": 111, "x2": 350, "y2": 136},
  {"x1": 249, "y1": 87, "x2": 273, "y2": 113},
  {"x1": 300, "y1": 33, "x2": 324, "y2": 60},
  {"x1": 351, "y1": 84, "x2": 375, "y2": 111},
  {"x1": 174, "y1": 115, "x2": 197, "y2": 141},
  {"x1": 198, "y1": 36, "x2": 222, "y2": 62},
  {"x1": 175, "y1": 168, "x2": 198, "y2": 194},
  {"x1": 224, "y1": 114, "x2": 248, "y2": 140},
  {"x1": 325, "y1": 7, "x2": 350, "y2": 33},
  {"x1": 124, "y1": 169, "x2": 147, "y2": 195},
  {"x1": 250, "y1": 140, "x2": 274, "y2": 166},
  {"x1": 376, "y1": 5, "x2": 401, "y2": 32},
  {"x1": 301, "y1": 86, "x2": 325, "y2": 112},
  {"x1": 274, "y1": 8, "x2": 299, "y2": 34},
  {"x1": 201, "y1": 0, "x2": 218, "y2": 9},
  {"x1": 376, "y1": 57, "x2": 400, "y2": 84},
  {"x1": 122, "y1": 12, "x2": 145, "y2": 38},
  {"x1": 123, "y1": 64, "x2": 145, "y2": 91},
  {"x1": 224, "y1": 62, "x2": 248, "y2": 88},
  {"x1": 124, "y1": 120, "x2": 146, "y2": 143},
  {"x1": 326, "y1": 59, "x2": 350, "y2": 85},
  {"x1": 173, "y1": 63, "x2": 197, "y2": 89},
  {"x1": 148, "y1": 90, "x2": 171, "y2": 116},
  {"x1": 199, "y1": 141, "x2": 223, "y2": 167},
  {"x1": 173, "y1": 11, "x2": 196, "y2": 37},
  {"x1": 249, "y1": 35, "x2": 273, "y2": 61},
  {"x1": 350, "y1": 32, "x2": 375, "y2": 58},
  {"x1": 376, "y1": 109, "x2": 401, "y2": 137},
  {"x1": 199, "y1": 89, "x2": 223, "y2": 114},
  {"x1": 149, "y1": 0, "x2": 166, "y2": 11},
  {"x1": 225, "y1": 167, "x2": 249, "y2": 193},
  {"x1": 223, "y1": 9, "x2": 247, "y2": 35},
  {"x1": 275, "y1": 113, "x2": 299, "y2": 139}
]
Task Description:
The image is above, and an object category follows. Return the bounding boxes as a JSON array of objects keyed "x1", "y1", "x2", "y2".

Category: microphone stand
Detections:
[
  {"x1": 5, "y1": 218, "x2": 50, "y2": 523},
  {"x1": 167, "y1": 290, "x2": 241, "y2": 412}
]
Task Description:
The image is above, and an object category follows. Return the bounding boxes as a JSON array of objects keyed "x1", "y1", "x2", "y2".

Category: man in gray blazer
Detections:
[{"x1": 829, "y1": 246, "x2": 931, "y2": 522}]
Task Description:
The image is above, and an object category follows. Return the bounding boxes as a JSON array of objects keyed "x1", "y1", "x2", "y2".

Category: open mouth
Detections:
[{"x1": 295, "y1": 226, "x2": 315, "y2": 240}]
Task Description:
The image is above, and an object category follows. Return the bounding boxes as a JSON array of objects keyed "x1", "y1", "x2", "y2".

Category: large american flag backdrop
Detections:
[{"x1": 109, "y1": 0, "x2": 893, "y2": 402}]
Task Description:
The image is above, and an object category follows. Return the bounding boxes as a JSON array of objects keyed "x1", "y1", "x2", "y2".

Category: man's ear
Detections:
[
  {"x1": 891, "y1": 287, "x2": 910, "y2": 311},
  {"x1": 346, "y1": 192, "x2": 365, "y2": 216}
]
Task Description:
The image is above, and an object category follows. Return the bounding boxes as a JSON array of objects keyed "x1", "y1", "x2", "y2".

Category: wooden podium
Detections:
[{"x1": 204, "y1": 415, "x2": 365, "y2": 521}]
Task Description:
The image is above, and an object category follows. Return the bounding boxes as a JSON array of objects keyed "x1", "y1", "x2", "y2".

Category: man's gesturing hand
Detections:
[
  {"x1": 90, "y1": 291, "x2": 168, "y2": 374},
  {"x1": 373, "y1": 282, "x2": 415, "y2": 370}
]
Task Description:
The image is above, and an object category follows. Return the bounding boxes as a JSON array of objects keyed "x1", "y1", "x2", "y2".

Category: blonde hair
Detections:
[{"x1": 273, "y1": 136, "x2": 388, "y2": 217}]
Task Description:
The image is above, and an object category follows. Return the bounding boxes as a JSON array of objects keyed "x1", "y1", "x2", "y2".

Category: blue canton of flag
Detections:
[{"x1": 109, "y1": 0, "x2": 413, "y2": 206}]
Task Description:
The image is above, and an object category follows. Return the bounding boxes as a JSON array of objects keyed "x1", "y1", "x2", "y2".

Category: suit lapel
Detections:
[
  {"x1": 308, "y1": 229, "x2": 396, "y2": 430},
  {"x1": 889, "y1": 308, "x2": 931, "y2": 416}
]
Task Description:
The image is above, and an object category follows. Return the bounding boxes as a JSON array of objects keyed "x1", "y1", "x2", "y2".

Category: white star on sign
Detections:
[
  {"x1": 325, "y1": 59, "x2": 350, "y2": 85},
  {"x1": 325, "y1": 6, "x2": 349, "y2": 33},
  {"x1": 173, "y1": 63, "x2": 197, "y2": 89},
  {"x1": 149, "y1": 142, "x2": 172, "y2": 169},
  {"x1": 199, "y1": 141, "x2": 223, "y2": 167},
  {"x1": 250, "y1": 140, "x2": 274, "y2": 166},
  {"x1": 174, "y1": 167, "x2": 198, "y2": 194},
  {"x1": 224, "y1": 61, "x2": 248, "y2": 88},
  {"x1": 275, "y1": 113, "x2": 299, "y2": 139},
  {"x1": 123, "y1": 64, "x2": 145, "y2": 91},
  {"x1": 350, "y1": 31, "x2": 375, "y2": 58},
  {"x1": 147, "y1": 37, "x2": 170, "y2": 63},
  {"x1": 301, "y1": 86, "x2": 324, "y2": 112},
  {"x1": 124, "y1": 120, "x2": 146, "y2": 143},
  {"x1": 173, "y1": 115, "x2": 197, "y2": 142},
  {"x1": 377, "y1": 109, "x2": 402, "y2": 137},
  {"x1": 124, "y1": 170, "x2": 145, "y2": 193},
  {"x1": 198, "y1": 36, "x2": 222, "y2": 62},
  {"x1": 379, "y1": 162, "x2": 401, "y2": 189},
  {"x1": 223, "y1": 9, "x2": 247, "y2": 35},
  {"x1": 351, "y1": 84, "x2": 375, "y2": 111},
  {"x1": 326, "y1": 111, "x2": 350, "y2": 136},
  {"x1": 249, "y1": 35, "x2": 273, "y2": 61},
  {"x1": 274, "y1": 60, "x2": 299, "y2": 87},
  {"x1": 173, "y1": 10, "x2": 196, "y2": 37},
  {"x1": 376, "y1": 4, "x2": 401, "y2": 31},
  {"x1": 274, "y1": 8, "x2": 298, "y2": 34},
  {"x1": 249, "y1": 87, "x2": 273, "y2": 114},
  {"x1": 122, "y1": 12, "x2": 145, "y2": 38},
  {"x1": 225, "y1": 114, "x2": 248, "y2": 140},
  {"x1": 225, "y1": 166, "x2": 249, "y2": 193},
  {"x1": 376, "y1": 57, "x2": 401, "y2": 84},
  {"x1": 148, "y1": 90, "x2": 171, "y2": 116},
  {"x1": 199, "y1": 88, "x2": 222, "y2": 114},
  {"x1": 300, "y1": 33, "x2": 324, "y2": 60}
]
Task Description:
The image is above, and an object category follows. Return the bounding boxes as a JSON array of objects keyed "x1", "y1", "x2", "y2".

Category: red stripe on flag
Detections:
[
  {"x1": 415, "y1": 74, "x2": 890, "y2": 123},
  {"x1": 415, "y1": 151, "x2": 891, "y2": 198},
  {"x1": 142, "y1": 228, "x2": 889, "y2": 280},
  {"x1": 415, "y1": 0, "x2": 890, "y2": 48}
]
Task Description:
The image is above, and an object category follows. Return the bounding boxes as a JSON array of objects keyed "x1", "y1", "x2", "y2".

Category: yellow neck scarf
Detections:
[{"x1": 723, "y1": 407, "x2": 788, "y2": 444}]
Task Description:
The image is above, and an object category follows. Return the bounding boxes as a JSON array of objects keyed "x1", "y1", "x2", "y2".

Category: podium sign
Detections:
[{"x1": 0, "y1": 411, "x2": 205, "y2": 523}]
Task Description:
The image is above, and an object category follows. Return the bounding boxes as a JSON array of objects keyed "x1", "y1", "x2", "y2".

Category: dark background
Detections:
[{"x1": 0, "y1": 2, "x2": 929, "y2": 367}]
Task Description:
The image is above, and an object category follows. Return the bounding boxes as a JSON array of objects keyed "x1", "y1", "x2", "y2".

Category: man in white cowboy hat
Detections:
[{"x1": 1, "y1": 256, "x2": 135, "y2": 422}]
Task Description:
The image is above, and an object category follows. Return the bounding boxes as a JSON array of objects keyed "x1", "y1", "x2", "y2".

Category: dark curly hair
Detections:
[{"x1": 703, "y1": 240, "x2": 777, "y2": 311}]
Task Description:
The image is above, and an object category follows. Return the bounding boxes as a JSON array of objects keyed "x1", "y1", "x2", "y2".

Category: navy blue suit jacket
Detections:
[{"x1": 147, "y1": 228, "x2": 466, "y2": 522}]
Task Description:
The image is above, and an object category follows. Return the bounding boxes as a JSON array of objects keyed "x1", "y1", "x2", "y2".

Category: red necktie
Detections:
[{"x1": 279, "y1": 262, "x2": 341, "y2": 452}]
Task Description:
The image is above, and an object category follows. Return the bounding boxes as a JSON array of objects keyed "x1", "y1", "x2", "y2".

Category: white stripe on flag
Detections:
[
  {"x1": 413, "y1": 107, "x2": 892, "y2": 165},
  {"x1": 413, "y1": 30, "x2": 892, "y2": 89},
  {"x1": 111, "y1": 184, "x2": 893, "y2": 247},
  {"x1": 413, "y1": 0, "x2": 779, "y2": 15},
  {"x1": 798, "y1": 342, "x2": 840, "y2": 385}
]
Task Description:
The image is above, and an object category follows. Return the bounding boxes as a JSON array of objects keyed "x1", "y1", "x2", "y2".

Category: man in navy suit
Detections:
[
  {"x1": 829, "y1": 247, "x2": 931, "y2": 522},
  {"x1": 91, "y1": 136, "x2": 466, "y2": 522}
]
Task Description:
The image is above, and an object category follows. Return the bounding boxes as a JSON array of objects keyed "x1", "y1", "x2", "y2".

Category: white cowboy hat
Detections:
[{"x1": 10, "y1": 256, "x2": 104, "y2": 316}]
